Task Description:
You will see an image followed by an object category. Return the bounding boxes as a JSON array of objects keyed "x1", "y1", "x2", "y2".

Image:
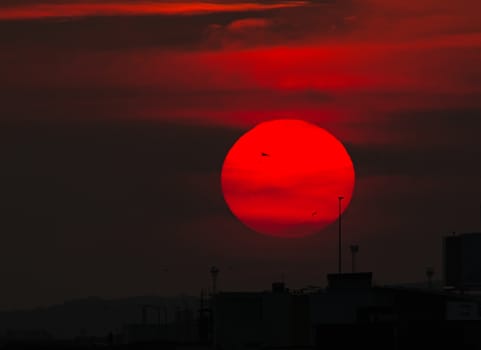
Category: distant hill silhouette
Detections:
[{"x1": 0, "y1": 296, "x2": 199, "y2": 339}]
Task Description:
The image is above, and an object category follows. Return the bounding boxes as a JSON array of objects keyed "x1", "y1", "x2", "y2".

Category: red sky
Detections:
[
  {"x1": 0, "y1": 0, "x2": 480, "y2": 309},
  {"x1": 2, "y1": 0, "x2": 480, "y2": 139}
]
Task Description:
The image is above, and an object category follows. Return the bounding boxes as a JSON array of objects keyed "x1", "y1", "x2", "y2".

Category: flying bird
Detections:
[{"x1": 261, "y1": 152, "x2": 270, "y2": 157}]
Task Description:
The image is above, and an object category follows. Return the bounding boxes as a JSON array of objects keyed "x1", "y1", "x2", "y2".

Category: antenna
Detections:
[
  {"x1": 210, "y1": 266, "x2": 219, "y2": 295},
  {"x1": 350, "y1": 244, "x2": 359, "y2": 273}
]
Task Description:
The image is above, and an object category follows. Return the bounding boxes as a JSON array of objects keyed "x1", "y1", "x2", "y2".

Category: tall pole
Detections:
[{"x1": 338, "y1": 196, "x2": 344, "y2": 274}]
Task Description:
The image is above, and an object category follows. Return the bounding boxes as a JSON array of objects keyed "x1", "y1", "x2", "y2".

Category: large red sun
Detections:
[{"x1": 221, "y1": 119, "x2": 355, "y2": 238}]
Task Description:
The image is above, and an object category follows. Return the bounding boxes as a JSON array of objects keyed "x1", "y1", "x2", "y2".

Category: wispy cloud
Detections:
[{"x1": 0, "y1": 1, "x2": 308, "y2": 20}]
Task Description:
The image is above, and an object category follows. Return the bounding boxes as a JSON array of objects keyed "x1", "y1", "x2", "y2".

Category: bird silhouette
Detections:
[{"x1": 261, "y1": 152, "x2": 270, "y2": 157}]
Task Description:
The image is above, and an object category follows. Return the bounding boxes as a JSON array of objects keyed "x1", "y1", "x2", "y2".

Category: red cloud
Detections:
[
  {"x1": 228, "y1": 18, "x2": 271, "y2": 31},
  {"x1": 0, "y1": 1, "x2": 308, "y2": 20}
]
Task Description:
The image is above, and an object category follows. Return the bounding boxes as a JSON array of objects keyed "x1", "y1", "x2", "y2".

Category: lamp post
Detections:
[{"x1": 338, "y1": 196, "x2": 344, "y2": 274}]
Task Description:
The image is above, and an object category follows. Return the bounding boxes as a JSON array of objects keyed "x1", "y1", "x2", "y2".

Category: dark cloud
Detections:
[
  {"x1": 202, "y1": 1, "x2": 360, "y2": 48},
  {"x1": 0, "y1": 12, "x2": 243, "y2": 50},
  {"x1": 0, "y1": 1, "x2": 358, "y2": 51},
  {"x1": 345, "y1": 107, "x2": 481, "y2": 179},
  {"x1": 350, "y1": 142, "x2": 481, "y2": 178},
  {"x1": 0, "y1": 86, "x2": 333, "y2": 125}
]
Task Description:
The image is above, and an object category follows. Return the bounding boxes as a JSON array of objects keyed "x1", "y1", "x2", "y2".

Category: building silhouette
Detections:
[
  {"x1": 3, "y1": 234, "x2": 481, "y2": 349},
  {"x1": 444, "y1": 232, "x2": 481, "y2": 291},
  {"x1": 213, "y1": 273, "x2": 481, "y2": 349}
]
